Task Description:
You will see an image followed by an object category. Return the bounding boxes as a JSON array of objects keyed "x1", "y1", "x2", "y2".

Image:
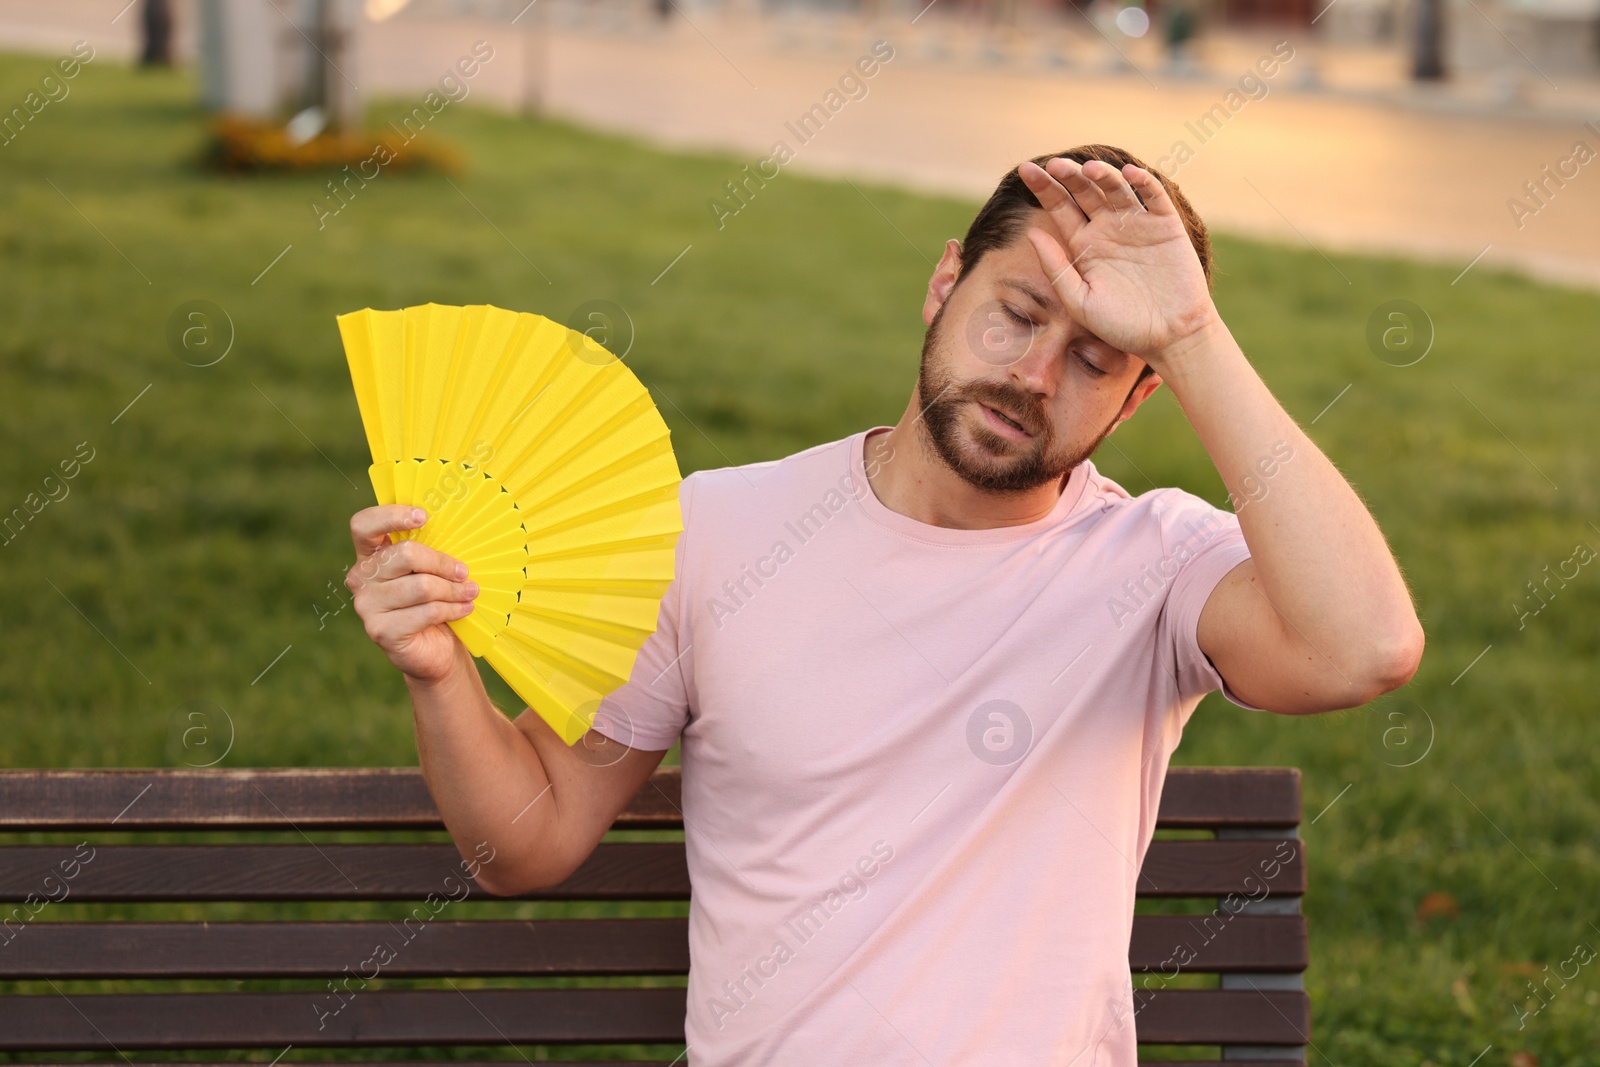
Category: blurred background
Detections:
[{"x1": 0, "y1": 0, "x2": 1596, "y2": 1063}]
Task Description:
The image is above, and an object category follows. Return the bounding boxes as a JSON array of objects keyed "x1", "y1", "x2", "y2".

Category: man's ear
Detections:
[
  {"x1": 1108, "y1": 368, "x2": 1162, "y2": 434},
  {"x1": 923, "y1": 239, "x2": 963, "y2": 326}
]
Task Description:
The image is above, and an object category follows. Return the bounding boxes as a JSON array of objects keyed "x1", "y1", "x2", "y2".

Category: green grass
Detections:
[{"x1": 1, "y1": 51, "x2": 1597, "y2": 1066}]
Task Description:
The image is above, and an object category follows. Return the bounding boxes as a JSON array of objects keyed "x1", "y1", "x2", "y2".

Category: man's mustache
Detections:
[{"x1": 929, "y1": 382, "x2": 1049, "y2": 441}]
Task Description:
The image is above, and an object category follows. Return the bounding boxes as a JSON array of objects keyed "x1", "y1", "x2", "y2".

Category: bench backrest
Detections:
[{"x1": 0, "y1": 766, "x2": 1307, "y2": 1064}]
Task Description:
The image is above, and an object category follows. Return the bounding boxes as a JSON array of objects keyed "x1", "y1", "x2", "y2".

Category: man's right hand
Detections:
[
  {"x1": 347, "y1": 505, "x2": 479, "y2": 683},
  {"x1": 347, "y1": 504, "x2": 669, "y2": 897}
]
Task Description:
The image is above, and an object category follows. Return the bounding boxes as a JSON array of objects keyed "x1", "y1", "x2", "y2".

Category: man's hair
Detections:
[{"x1": 955, "y1": 144, "x2": 1213, "y2": 384}]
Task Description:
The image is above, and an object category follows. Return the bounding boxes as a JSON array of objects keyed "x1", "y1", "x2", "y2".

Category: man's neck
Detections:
[{"x1": 862, "y1": 396, "x2": 1068, "y2": 531}]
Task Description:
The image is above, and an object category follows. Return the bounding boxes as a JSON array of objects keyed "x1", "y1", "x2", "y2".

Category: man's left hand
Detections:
[{"x1": 1017, "y1": 157, "x2": 1218, "y2": 371}]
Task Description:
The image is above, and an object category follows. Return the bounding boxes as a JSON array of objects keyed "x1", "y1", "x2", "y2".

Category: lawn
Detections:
[{"x1": 0, "y1": 50, "x2": 1597, "y2": 1065}]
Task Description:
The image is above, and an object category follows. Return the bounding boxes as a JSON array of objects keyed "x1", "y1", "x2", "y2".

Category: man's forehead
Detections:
[
  {"x1": 996, "y1": 275, "x2": 1063, "y2": 317},
  {"x1": 975, "y1": 230, "x2": 1138, "y2": 363},
  {"x1": 982, "y1": 214, "x2": 1069, "y2": 311}
]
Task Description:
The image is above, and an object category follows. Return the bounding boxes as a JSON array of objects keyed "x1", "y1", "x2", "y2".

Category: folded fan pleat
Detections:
[{"x1": 338, "y1": 303, "x2": 683, "y2": 745}]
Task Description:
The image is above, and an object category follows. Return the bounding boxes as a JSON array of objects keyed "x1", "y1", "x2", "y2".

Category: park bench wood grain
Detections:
[{"x1": 0, "y1": 765, "x2": 1309, "y2": 1065}]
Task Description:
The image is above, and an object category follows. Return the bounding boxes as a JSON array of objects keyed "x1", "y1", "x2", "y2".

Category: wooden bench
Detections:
[{"x1": 0, "y1": 765, "x2": 1309, "y2": 1064}]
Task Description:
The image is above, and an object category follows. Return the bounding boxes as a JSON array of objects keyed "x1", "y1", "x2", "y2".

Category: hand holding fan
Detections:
[{"x1": 338, "y1": 303, "x2": 683, "y2": 745}]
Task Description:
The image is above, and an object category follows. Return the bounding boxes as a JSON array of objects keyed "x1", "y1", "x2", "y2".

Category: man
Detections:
[{"x1": 346, "y1": 145, "x2": 1424, "y2": 1064}]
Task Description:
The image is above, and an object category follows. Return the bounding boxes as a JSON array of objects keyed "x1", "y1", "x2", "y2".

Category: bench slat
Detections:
[
  {"x1": 1136, "y1": 839, "x2": 1305, "y2": 898},
  {"x1": 1131, "y1": 913, "x2": 1307, "y2": 972},
  {"x1": 0, "y1": 988, "x2": 1308, "y2": 1049},
  {"x1": 0, "y1": 1063, "x2": 1304, "y2": 1067},
  {"x1": 0, "y1": 920, "x2": 690, "y2": 978},
  {"x1": 1133, "y1": 987, "x2": 1310, "y2": 1044},
  {"x1": 0, "y1": 767, "x2": 1297, "y2": 832},
  {"x1": 1156, "y1": 767, "x2": 1299, "y2": 828},
  {"x1": 0, "y1": 844, "x2": 689, "y2": 902},
  {"x1": 0, "y1": 839, "x2": 1300, "y2": 902},
  {"x1": 0, "y1": 768, "x2": 684, "y2": 831},
  {"x1": 0, "y1": 914, "x2": 1305, "y2": 978},
  {"x1": 0, "y1": 988, "x2": 688, "y2": 1049}
]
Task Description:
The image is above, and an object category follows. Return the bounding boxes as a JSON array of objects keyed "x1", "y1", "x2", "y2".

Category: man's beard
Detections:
[{"x1": 915, "y1": 299, "x2": 1117, "y2": 494}]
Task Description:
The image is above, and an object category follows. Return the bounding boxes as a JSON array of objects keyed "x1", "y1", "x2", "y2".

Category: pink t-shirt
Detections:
[{"x1": 592, "y1": 426, "x2": 1256, "y2": 1066}]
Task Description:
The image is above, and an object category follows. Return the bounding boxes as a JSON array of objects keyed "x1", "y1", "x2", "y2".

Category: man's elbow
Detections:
[
  {"x1": 470, "y1": 868, "x2": 522, "y2": 898},
  {"x1": 1354, "y1": 617, "x2": 1425, "y2": 700},
  {"x1": 470, "y1": 854, "x2": 576, "y2": 898}
]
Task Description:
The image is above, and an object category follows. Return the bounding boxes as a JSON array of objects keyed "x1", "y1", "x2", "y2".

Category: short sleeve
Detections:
[
  {"x1": 1155, "y1": 492, "x2": 1263, "y2": 711},
  {"x1": 590, "y1": 473, "x2": 698, "y2": 750}
]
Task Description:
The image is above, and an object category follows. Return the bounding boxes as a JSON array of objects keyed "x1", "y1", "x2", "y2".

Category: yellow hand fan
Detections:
[{"x1": 337, "y1": 302, "x2": 683, "y2": 745}]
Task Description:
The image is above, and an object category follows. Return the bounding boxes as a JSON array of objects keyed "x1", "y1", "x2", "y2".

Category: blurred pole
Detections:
[
  {"x1": 317, "y1": 0, "x2": 363, "y2": 130},
  {"x1": 140, "y1": 0, "x2": 174, "y2": 66},
  {"x1": 520, "y1": 1, "x2": 549, "y2": 116},
  {"x1": 305, "y1": 0, "x2": 330, "y2": 117},
  {"x1": 1164, "y1": 1, "x2": 1196, "y2": 75},
  {"x1": 1411, "y1": 0, "x2": 1445, "y2": 80},
  {"x1": 196, "y1": 0, "x2": 278, "y2": 116}
]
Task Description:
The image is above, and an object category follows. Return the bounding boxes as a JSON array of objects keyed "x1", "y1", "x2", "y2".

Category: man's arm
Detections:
[
  {"x1": 1016, "y1": 156, "x2": 1424, "y2": 713},
  {"x1": 1153, "y1": 319, "x2": 1423, "y2": 712},
  {"x1": 347, "y1": 505, "x2": 669, "y2": 894},
  {"x1": 405, "y1": 640, "x2": 669, "y2": 893}
]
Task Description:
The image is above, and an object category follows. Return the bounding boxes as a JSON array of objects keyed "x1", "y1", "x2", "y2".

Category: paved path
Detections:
[{"x1": 6, "y1": 0, "x2": 1600, "y2": 289}]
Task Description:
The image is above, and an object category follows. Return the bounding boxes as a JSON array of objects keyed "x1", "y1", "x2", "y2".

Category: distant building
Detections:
[{"x1": 1445, "y1": 0, "x2": 1600, "y2": 81}]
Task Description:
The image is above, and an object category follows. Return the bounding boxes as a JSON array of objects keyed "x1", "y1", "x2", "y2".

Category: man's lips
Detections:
[{"x1": 978, "y1": 401, "x2": 1032, "y2": 439}]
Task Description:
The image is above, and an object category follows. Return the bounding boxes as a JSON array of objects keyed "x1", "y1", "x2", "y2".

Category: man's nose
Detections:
[{"x1": 1005, "y1": 330, "x2": 1058, "y2": 394}]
